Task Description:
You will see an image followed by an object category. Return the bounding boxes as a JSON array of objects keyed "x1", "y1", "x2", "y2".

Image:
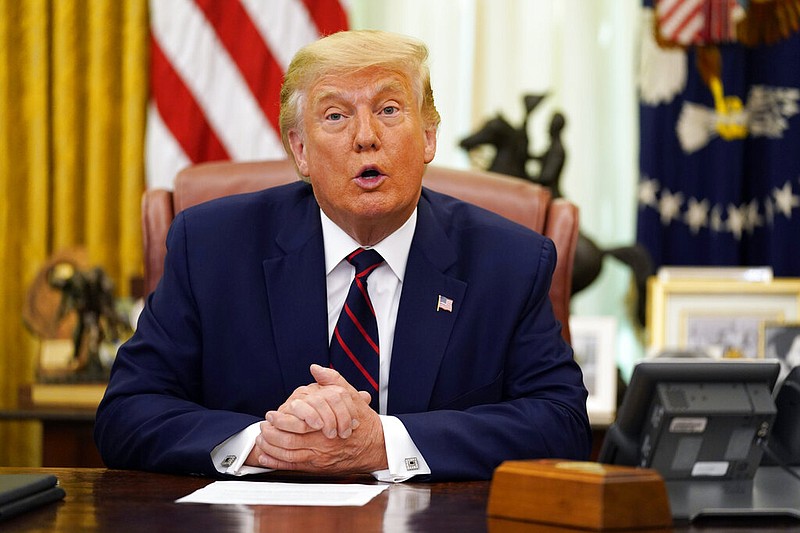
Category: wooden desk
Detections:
[{"x1": 1, "y1": 468, "x2": 799, "y2": 532}]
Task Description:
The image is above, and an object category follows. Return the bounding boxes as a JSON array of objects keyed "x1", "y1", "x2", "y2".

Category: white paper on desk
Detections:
[{"x1": 175, "y1": 481, "x2": 388, "y2": 506}]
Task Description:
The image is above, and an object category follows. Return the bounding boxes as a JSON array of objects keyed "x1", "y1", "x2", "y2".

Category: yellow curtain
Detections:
[{"x1": 0, "y1": 0, "x2": 148, "y2": 466}]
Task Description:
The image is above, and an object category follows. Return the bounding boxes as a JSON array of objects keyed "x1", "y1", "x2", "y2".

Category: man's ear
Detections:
[
  {"x1": 423, "y1": 126, "x2": 437, "y2": 164},
  {"x1": 288, "y1": 130, "x2": 310, "y2": 177}
]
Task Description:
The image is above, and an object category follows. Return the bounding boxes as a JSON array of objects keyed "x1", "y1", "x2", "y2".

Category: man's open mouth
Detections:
[{"x1": 360, "y1": 169, "x2": 380, "y2": 178}]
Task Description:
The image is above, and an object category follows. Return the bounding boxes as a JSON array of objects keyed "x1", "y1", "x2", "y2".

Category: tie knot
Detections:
[{"x1": 347, "y1": 248, "x2": 384, "y2": 277}]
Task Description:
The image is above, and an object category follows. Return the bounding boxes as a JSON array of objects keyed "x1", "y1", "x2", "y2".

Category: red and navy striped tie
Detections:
[{"x1": 330, "y1": 248, "x2": 384, "y2": 411}]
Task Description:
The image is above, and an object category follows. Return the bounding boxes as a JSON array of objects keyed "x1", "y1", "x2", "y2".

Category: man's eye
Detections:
[
  {"x1": 381, "y1": 106, "x2": 399, "y2": 116},
  {"x1": 327, "y1": 112, "x2": 343, "y2": 121}
]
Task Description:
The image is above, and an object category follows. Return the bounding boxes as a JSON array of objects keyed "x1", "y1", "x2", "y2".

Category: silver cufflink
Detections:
[
  {"x1": 221, "y1": 455, "x2": 237, "y2": 467},
  {"x1": 405, "y1": 457, "x2": 419, "y2": 470}
]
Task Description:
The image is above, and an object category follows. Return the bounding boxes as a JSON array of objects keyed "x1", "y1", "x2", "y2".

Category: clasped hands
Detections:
[{"x1": 246, "y1": 364, "x2": 388, "y2": 474}]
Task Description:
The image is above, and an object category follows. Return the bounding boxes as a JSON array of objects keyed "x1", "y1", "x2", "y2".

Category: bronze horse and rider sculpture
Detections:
[{"x1": 459, "y1": 94, "x2": 653, "y2": 326}]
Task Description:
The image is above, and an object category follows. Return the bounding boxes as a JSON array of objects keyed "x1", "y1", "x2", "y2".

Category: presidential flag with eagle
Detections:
[{"x1": 637, "y1": 0, "x2": 800, "y2": 276}]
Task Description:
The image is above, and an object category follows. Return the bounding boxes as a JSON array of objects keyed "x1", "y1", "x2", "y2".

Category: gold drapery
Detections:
[{"x1": 0, "y1": 0, "x2": 148, "y2": 466}]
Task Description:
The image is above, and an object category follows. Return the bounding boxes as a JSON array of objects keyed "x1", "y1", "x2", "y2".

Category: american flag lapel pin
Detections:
[{"x1": 436, "y1": 295, "x2": 453, "y2": 312}]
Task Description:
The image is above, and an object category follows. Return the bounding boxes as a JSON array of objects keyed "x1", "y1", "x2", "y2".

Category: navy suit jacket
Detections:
[{"x1": 95, "y1": 181, "x2": 591, "y2": 480}]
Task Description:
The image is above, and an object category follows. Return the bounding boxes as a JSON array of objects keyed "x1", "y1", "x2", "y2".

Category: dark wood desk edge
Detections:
[
  {"x1": 3, "y1": 467, "x2": 800, "y2": 532},
  {"x1": 0, "y1": 467, "x2": 492, "y2": 533}
]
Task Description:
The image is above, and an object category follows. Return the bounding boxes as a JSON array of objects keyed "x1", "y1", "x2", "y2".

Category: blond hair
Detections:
[{"x1": 279, "y1": 30, "x2": 440, "y2": 157}]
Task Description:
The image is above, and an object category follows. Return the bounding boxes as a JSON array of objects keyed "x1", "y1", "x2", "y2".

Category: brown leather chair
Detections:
[{"x1": 141, "y1": 159, "x2": 579, "y2": 342}]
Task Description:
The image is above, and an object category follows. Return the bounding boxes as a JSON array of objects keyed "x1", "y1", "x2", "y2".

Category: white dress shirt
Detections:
[{"x1": 211, "y1": 207, "x2": 431, "y2": 482}]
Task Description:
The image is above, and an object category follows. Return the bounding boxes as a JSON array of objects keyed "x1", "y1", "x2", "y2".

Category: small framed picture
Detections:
[
  {"x1": 569, "y1": 315, "x2": 617, "y2": 426},
  {"x1": 684, "y1": 314, "x2": 765, "y2": 359},
  {"x1": 647, "y1": 278, "x2": 800, "y2": 359},
  {"x1": 760, "y1": 321, "x2": 800, "y2": 384}
]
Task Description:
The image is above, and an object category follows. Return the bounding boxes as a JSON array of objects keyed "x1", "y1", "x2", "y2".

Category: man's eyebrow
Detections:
[
  {"x1": 372, "y1": 80, "x2": 407, "y2": 97},
  {"x1": 312, "y1": 88, "x2": 343, "y2": 106},
  {"x1": 311, "y1": 80, "x2": 409, "y2": 108}
]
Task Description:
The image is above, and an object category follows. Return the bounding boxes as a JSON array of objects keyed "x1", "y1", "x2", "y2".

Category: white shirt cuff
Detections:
[
  {"x1": 210, "y1": 421, "x2": 273, "y2": 476},
  {"x1": 211, "y1": 416, "x2": 430, "y2": 480},
  {"x1": 372, "y1": 415, "x2": 431, "y2": 482}
]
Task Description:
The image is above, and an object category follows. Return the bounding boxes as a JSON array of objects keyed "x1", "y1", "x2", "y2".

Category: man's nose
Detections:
[{"x1": 353, "y1": 112, "x2": 380, "y2": 151}]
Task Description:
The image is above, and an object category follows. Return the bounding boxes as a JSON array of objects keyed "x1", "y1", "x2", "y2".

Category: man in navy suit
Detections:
[{"x1": 94, "y1": 30, "x2": 590, "y2": 481}]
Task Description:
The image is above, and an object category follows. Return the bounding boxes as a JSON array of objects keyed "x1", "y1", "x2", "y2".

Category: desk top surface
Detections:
[{"x1": 1, "y1": 467, "x2": 799, "y2": 532}]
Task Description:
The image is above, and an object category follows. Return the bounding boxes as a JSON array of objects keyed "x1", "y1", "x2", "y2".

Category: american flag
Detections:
[
  {"x1": 146, "y1": 0, "x2": 348, "y2": 189},
  {"x1": 437, "y1": 295, "x2": 453, "y2": 313},
  {"x1": 655, "y1": 0, "x2": 739, "y2": 46}
]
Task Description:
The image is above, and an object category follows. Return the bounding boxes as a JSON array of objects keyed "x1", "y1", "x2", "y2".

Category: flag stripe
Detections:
[
  {"x1": 301, "y1": 0, "x2": 348, "y2": 36},
  {"x1": 675, "y1": 12, "x2": 705, "y2": 44},
  {"x1": 657, "y1": 0, "x2": 685, "y2": 24},
  {"x1": 152, "y1": 0, "x2": 277, "y2": 160},
  {"x1": 150, "y1": 35, "x2": 230, "y2": 162},
  {"x1": 194, "y1": 0, "x2": 284, "y2": 134},
  {"x1": 147, "y1": 0, "x2": 347, "y2": 189},
  {"x1": 145, "y1": 102, "x2": 191, "y2": 190},
  {"x1": 242, "y1": 0, "x2": 322, "y2": 71},
  {"x1": 660, "y1": 0, "x2": 704, "y2": 41}
]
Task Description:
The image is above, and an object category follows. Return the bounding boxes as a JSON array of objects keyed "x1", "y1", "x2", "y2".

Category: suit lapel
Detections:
[
  {"x1": 262, "y1": 194, "x2": 330, "y2": 397},
  {"x1": 388, "y1": 192, "x2": 466, "y2": 414}
]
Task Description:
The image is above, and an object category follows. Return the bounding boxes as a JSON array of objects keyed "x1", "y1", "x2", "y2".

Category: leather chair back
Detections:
[{"x1": 141, "y1": 159, "x2": 578, "y2": 342}]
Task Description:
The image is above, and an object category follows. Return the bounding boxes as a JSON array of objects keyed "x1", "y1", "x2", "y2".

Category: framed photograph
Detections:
[
  {"x1": 569, "y1": 315, "x2": 617, "y2": 426},
  {"x1": 647, "y1": 278, "x2": 800, "y2": 359},
  {"x1": 760, "y1": 321, "x2": 800, "y2": 384}
]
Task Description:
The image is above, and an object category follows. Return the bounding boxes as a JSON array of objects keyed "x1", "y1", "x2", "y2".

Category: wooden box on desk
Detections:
[{"x1": 488, "y1": 459, "x2": 672, "y2": 530}]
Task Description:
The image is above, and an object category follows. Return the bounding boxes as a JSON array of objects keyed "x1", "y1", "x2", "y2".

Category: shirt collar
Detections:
[{"x1": 320, "y1": 208, "x2": 417, "y2": 282}]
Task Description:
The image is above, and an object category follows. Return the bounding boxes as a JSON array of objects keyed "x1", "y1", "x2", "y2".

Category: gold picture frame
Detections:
[{"x1": 647, "y1": 277, "x2": 800, "y2": 359}]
